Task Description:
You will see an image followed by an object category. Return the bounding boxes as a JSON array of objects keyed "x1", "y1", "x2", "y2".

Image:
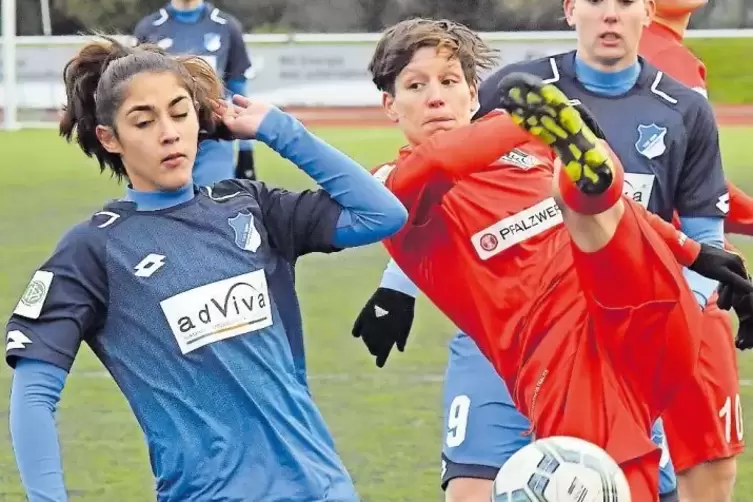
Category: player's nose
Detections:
[
  {"x1": 425, "y1": 82, "x2": 446, "y2": 108},
  {"x1": 159, "y1": 121, "x2": 180, "y2": 144},
  {"x1": 600, "y1": 0, "x2": 620, "y2": 19}
]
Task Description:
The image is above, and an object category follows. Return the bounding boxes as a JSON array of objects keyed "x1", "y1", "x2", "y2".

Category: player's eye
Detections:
[
  {"x1": 442, "y1": 78, "x2": 458, "y2": 86},
  {"x1": 407, "y1": 82, "x2": 423, "y2": 90},
  {"x1": 173, "y1": 113, "x2": 189, "y2": 120},
  {"x1": 135, "y1": 120, "x2": 152, "y2": 129}
]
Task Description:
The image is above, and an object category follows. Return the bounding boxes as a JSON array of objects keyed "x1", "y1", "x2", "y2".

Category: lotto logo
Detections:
[
  {"x1": 134, "y1": 254, "x2": 166, "y2": 277},
  {"x1": 717, "y1": 193, "x2": 730, "y2": 214}
]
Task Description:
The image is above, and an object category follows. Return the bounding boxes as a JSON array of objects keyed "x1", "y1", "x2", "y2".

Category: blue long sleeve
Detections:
[
  {"x1": 256, "y1": 108, "x2": 407, "y2": 247},
  {"x1": 680, "y1": 216, "x2": 725, "y2": 307},
  {"x1": 380, "y1": 259, "x2": 420, "y2": 297},
  {"x1": 10, "y1": 359, "x2": 68, "y2": 502}
]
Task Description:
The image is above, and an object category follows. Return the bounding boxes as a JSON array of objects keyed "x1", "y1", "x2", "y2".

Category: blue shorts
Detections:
[
  {"x1": 440, "y1": 332, "x2": 677, "y2": 497},
  {"x1": 193, "y1": 139, "x2": 235, "y2": 186}
]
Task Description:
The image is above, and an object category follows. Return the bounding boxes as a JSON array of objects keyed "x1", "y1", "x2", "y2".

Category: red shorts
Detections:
[
  {"x1": 663, "y1": 298, "x2": 744, "y2": 472},
  {"x1": 519, "y1": 202, "x2": 703, "y2": 501}
]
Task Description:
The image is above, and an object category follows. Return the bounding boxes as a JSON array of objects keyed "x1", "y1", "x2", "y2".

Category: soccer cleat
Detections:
[{"x1": 497, "y1": 72, "x2": 613, "y2": 196}]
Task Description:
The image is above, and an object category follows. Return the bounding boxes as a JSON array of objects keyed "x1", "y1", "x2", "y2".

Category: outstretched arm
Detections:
[
  {"x1": 254, "y1": 107, "x2": 407, "y2": 251},
  {"x1": 632, "y1": 201, "x2": 701, "y2": 265},
  {"x1": 385, "y1": 112, "x2": 533, "y2": 224},
  {"x1": 634, "y1": 201, "x2": 752, "y2": 298},
  {"x1": 11, "y1": 360, "x2": 69, "y2": 501}
]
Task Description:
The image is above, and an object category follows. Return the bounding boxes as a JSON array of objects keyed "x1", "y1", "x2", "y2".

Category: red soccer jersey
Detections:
[
  {"x1": 378, "y1": 112, "x2": 700, "y2": 416},
  {"x1": 639, "y1": 21, "x2": 707, "y2": 94}
]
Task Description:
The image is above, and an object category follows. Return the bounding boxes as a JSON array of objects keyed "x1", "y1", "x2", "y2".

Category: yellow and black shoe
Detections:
[{"x1": 497, "y1": 72, "x2": 613, "y2": 195}]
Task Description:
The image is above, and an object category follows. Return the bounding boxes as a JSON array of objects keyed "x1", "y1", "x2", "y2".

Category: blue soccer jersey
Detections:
[
  {"x1": 6, "y1": 181, "x2": 359, "y2": 501},
  {"x1": 477, "y1": 51, "x2": 728, "y2": 223},
  {"x1": 134, "y1": 3, "x2": 250, "y2": 86}
]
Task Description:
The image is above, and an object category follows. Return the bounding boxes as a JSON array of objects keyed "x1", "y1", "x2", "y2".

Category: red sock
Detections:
[{"x1": 558, "y1": 148, "x2": 624, "y2": 215}]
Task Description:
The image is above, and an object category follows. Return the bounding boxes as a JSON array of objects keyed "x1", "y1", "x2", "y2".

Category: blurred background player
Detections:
[
  {"x1": 134, "y1": 0, "x2": 257, "y2": 185},
  {"x1": 639, "y1": 1, "x2": 749, "y2": 499},
  {"x1": 361, "y1": 17, "x2": 752, "y2": 500},
  {"x1": 353, "y1": 0, "x2": 730, "y2": 500},
  {"x1": 6, "y1": 38, "x2": 406, "y2": 501}
]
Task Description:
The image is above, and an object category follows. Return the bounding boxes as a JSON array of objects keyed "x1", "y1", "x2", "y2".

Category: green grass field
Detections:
[{"x1": 0, "y1": 126, "x2": 752, "y2": 501}]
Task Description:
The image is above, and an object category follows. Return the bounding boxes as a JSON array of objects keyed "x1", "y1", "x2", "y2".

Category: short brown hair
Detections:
[
  {"x1": 59, "y1": 35, "x2": 230, "y2": 180},
  {"x1": 368, "y1": 18, "x2": 497, "y2": 95}
]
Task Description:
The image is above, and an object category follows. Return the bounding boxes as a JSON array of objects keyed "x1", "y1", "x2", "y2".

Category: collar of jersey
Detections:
[
  {"x1": 560, "y1": 50, "x2": 654, "y2": 98},
  {"x1": 124, "y1": 182, "x2": 196, "y2": 211},
  {"x1": 574, "y1": 55, "x2": 640, "y2": 96},
  {"x1": 166, "y1": 1, "x2": 208, "y2": 23},
  {"x1": 648, "y1": 20, "x2": 683, "y2": 42}
]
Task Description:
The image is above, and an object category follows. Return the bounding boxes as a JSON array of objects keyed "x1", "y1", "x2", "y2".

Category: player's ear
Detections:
[
  {"x1": 563, "y1": 0, "x2": 576, "y2": 26},
  {"x1": 96, "y1": 125, "x2": 123, "y2": 155},
  {"x1": 469, "y1": 84, "x2": 479, "y2": 113},
  {"x1": 382, "y1": 91, "x2": 399, "y2": 123},
  {"x1": 644, "y1": 0, "x2": 656, "y2": 25}
]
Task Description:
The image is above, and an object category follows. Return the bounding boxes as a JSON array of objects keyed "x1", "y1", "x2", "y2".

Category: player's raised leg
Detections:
[
  {"x1": 497, "y1": 71, "x2": 703, "y2": 501},
  {"x1": 441, "y1": 333, "x2": 531, "y2": 502},
  {"x1": 500, "y1": 70, "x2": 704, "y2": 397},
  {"x1": 497, "y1": 71, "x2": 625, "y2": 253}
]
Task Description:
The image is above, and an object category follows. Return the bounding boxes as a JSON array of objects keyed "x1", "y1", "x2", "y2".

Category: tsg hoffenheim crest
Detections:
[
  {"x1": 635, "y1": 123, "x2": 667, "y2": 159},
  {"x1": 204, "y1": 33, "x2": 221, "y2": 52},
  {"x1": 228, "y1": 212, "x2": 261, "y2": 252}
]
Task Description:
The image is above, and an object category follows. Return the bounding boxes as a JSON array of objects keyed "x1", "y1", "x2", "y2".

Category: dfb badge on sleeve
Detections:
[{"x1": 13, "y1": 270, "x2": 54, "y2": 319}]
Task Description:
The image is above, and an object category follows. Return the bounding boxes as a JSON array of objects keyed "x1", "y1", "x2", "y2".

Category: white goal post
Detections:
[{"x1": 2, "y1": 0, "x2": 18, "y2": 130}]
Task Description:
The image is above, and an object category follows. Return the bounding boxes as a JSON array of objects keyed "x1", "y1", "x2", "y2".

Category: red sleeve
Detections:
[
  {"x1": 383, "y1": 112, "x2": 533, "y2": 224},
  {"x1": 629, "y1": 199, "x2": 701, "y2": 266},
  {"x1": 725, "y1": 182, "x2": 753, "y2": 236},
  {"x1": 643, "y1": 45, "x2": 707, "y2": 91}
]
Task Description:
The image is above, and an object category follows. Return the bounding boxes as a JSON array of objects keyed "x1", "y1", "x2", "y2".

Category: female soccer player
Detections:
[
  {"x1": 361, "y1": 18, "x2": 750, "y2": 501},
  {"x1": 355, "y1": 2, "x2": 738, "y2": 500},
  {"x1": 6, "y1": 38, "x2": 406, "y2": 501},
  {"x1": 640, "y1": 2, "x2": 748, "y2": 499}
]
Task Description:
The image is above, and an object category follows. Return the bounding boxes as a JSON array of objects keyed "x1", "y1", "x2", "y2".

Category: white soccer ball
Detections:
[{"x1": 491, "y1": 436, "x2": 632, "y2": 502}]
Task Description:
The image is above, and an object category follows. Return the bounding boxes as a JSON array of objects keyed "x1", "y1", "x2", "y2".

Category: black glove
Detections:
[
  {"x1": 689, "y1": 244, "x2": 753, "y2": 308},
  {"x1": 717, "y1": 279, "x2": 753, "y2": 350},
  {"x1": 352, "y1": 288, "x2": 415, "y2": 367},
  {"x1": 235, "y1": 149, "x2": 256, "y2": 180}
]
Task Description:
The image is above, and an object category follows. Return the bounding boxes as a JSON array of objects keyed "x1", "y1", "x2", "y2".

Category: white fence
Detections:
[{"x1": 2, "y1": 29, "x2": 753, "y2": 114}]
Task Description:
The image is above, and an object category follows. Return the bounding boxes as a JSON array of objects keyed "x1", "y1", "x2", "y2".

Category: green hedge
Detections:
[{"x1": 686, "y1": 38, "x2": 753, "y2": 103}]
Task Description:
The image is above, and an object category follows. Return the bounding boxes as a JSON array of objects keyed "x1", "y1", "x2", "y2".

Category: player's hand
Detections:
[
  {"x1": 352, "y1": 288, "x2": 415, "y2": 368},
  {"x1": 212, "y1": 95, "x2": 273, "y2": 140},
  {"x1": 235, "y1": 149, "x2": 256, "y2": 180},
  {"x1": 689, "y1": 243, "x2": 753, "y2": 302},
  {"x1": 717, "y1": 283, "x2": 753, "y2": 350}
]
